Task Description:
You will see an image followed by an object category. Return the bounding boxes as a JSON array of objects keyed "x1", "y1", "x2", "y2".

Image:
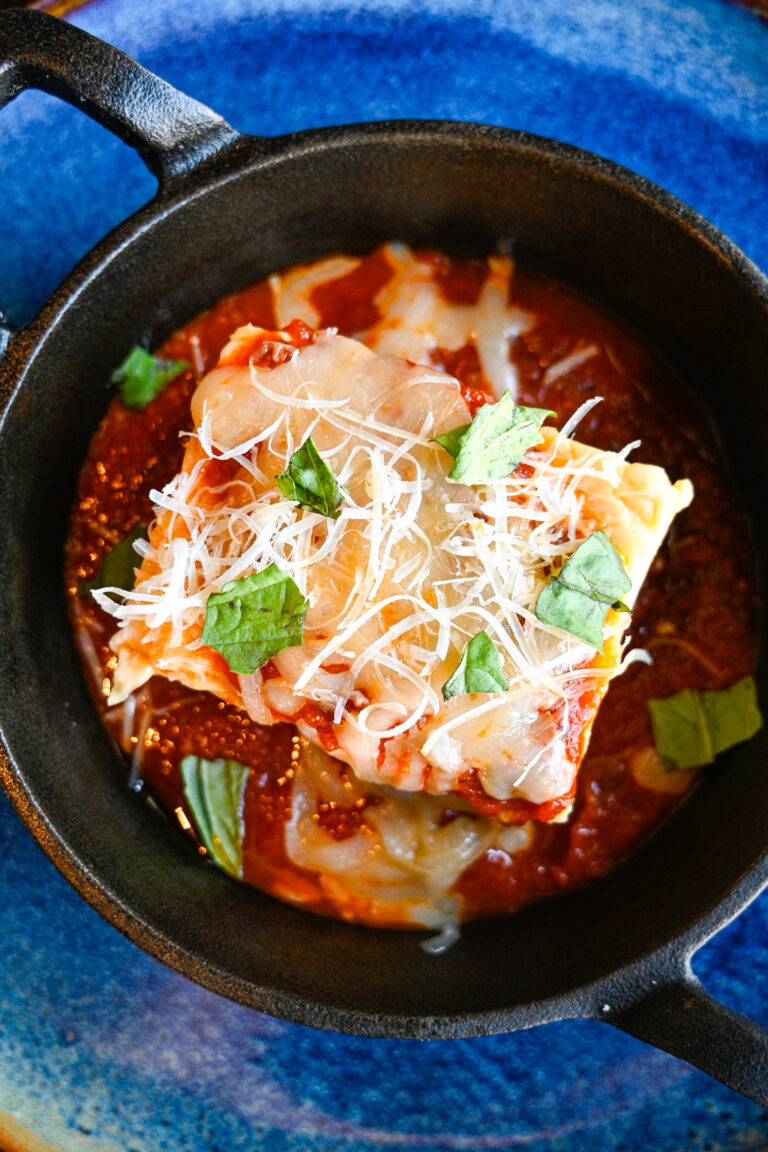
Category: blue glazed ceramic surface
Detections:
[{"x1": 2, "y1": 1, "x2": 768, "y2": 1148}]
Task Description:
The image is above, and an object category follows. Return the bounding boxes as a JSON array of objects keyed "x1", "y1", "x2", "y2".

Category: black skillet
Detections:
[{"x1": 2, "y1": 8, "x2": 768, "y2": 1104}]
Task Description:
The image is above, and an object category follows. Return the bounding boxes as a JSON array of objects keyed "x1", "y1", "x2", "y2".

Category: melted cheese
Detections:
[
  {"x1": 98, "y1": 325, "x2": 692, "y2": 816},
  {"x1": 285, "y1": 739, "x2": 531, "y2": 934},
  {"x1": 270, "y1": 242, "x2": 532, "y2": 398}
]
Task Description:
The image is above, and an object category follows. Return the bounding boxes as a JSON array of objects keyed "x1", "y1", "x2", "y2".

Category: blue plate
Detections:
[{"x1": 2, "y1": 1, "x2": 768, "y2": 1148}]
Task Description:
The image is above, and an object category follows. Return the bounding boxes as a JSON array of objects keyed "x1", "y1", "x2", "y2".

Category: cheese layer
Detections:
[
  {"x1": 98, "y1": 325, "x2": 692, "y2": 817},
  {"x1": 286, "y1": 739, "x2": 531, "y2": 933},
  {"x1": 271, "y1": 242, "x2": 532, "y2": 399}
]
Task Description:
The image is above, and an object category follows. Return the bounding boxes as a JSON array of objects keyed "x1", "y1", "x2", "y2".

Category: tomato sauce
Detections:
[{"x1": 64, "y1": 246, "x2": 758, "y2": 926}]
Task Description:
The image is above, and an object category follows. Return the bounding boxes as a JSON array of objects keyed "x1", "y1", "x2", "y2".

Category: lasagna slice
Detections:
[{"x1": 99, "y1": 322, "x2": 692, "y2": 822}]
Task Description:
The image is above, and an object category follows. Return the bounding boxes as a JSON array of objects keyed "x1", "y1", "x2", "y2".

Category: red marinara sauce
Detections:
[{"x1": 64, "y1": 246, "x2": 759, "y2": 925}]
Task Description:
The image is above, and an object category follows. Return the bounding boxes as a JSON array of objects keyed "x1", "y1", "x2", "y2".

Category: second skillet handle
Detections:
[
  {"x1": 0, "y1": 8, "x2": 240, "y2": 187},
  {"x1": 610, "y1": 966, "x2": 768, "y2": 1105}
]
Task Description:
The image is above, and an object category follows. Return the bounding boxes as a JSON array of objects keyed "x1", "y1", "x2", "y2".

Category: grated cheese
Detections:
[{"x1": 97, "y1": 322, "x2": 692, "y2": 814}]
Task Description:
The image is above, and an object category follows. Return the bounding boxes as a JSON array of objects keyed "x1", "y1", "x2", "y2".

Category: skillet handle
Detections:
[
  {"x1": 0, "y1": 8, "x2": 241, "y2": 187},
  {"x1": 609, "y1": 968, "x2": 768, "y2": 1105}
]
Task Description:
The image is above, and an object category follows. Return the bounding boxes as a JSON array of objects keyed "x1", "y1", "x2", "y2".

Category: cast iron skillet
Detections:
[{"x1": 2, "y1": 8, "x2": 768, "y2": 1104}]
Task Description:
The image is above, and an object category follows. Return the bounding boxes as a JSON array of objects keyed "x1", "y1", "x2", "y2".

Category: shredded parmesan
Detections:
[
  {"x1": 99, "y1": 321, "x2": 692, "y2": 813},
  {"x1": 543, "y1": 343, "x2": 600, "y2": 385}
]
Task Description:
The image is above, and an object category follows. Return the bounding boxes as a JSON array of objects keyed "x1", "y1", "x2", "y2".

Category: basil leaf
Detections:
[
  {"x1": 180, "y1": 756, "x2": 249, "y2": 878},
  {"x1": 535, "y1": 530, "x2": 631, "y2": 651},
  {"x1": 433, "y1": 423, "x2": 471, "y2": 460},
  {"x1": 442, "y1": 631, "x2": 509, "y2": 700},
  {"x1": 705, "y1": 678, "x2": 763, "y2": 755},
  {"x1": 111, "y1": 346, "x2": 189, "y2": 411},
  {"x1": 84, "y1": 523, "x2": 147, "y2": 598},
  {"x1": 649, "y1": 677, "x2": 763, "y2": 771},
  {"x1": 441, "y1": 391, "x2": 554, "y2": 484},
  {"x1": 275, "y1": 436, "x2": 346, "y2": 518},
  {"x1": 201, "y1": 564, "x2": 310, "y2": 674}
]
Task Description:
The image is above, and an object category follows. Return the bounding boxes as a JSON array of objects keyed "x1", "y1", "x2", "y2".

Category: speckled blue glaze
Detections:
[{"x1": 1, "y1": 1, "x2": 768, "y2": 1148}]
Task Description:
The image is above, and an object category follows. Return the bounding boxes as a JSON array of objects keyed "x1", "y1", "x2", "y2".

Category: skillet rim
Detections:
[{"x1": 1, "y1": 118, "x2": 768, "y2": 1040}]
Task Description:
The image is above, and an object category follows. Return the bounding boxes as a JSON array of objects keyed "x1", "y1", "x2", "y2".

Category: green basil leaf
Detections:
[
  {"x1": 442, "y1": 631, "x2": 509, "y2": 700},
  {"x1": 201, "y1": 564, "x2": 310, "y2": 674},
  {"x1": 180, "y1": 756, "x2": 249, "y2": 878},
  {"x1": 83, "y1": 523, "x2": 147, "y2": 598},
  {"x1": 535, "y1": 530, "x2": 632, "y2": 651},
  {"x1": 275, "y1": 436, "x2": 346, "y2": 518},
  {"x1": 649, "y1": 677, "x2": 763, "y2": 771},
  {"x1": 441, "y1": 391, "x2": 554, "y2": 484},
  {"x1": 111, "y1": 346, "x2": 189, "y2": 411},
  {"x1": 535, "y1": 579, "x2": 607, "y2": 650},
  {"x1": 433, "y1": 423, "x2": 471, "y2": 460}
]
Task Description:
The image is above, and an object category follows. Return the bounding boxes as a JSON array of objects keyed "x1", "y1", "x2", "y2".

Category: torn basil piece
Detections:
[
  {"x1": 433, "y1": 423, "x2": 471, "y2": 461},
  {"x1": 649, "y1": 677, "x2": 763, "y2": 771},
  {"x1": 180, "y1": 756, "x2": 250, "y2": 878},
  {"x1": 200, "y1": 564, "x2": 310, "y2": 675},
  {"x1": 275, "y1": 436, "x2": 346, "y2": 518},
  {"x1": 535, "y1": 530, "x2": 631, "y2": 651},
  {"x1": 83, "y1": 523, "x2": 147, "y2": 599},
  {"x1": 437, "y1": 391, "x2": 554, "y2": 484},
  {"x1": 442, "y1": 631, "x2": 509, "y2": 700},
  {"x1": 111, "y1": 346, "x2": 189, "y2": 411}
]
